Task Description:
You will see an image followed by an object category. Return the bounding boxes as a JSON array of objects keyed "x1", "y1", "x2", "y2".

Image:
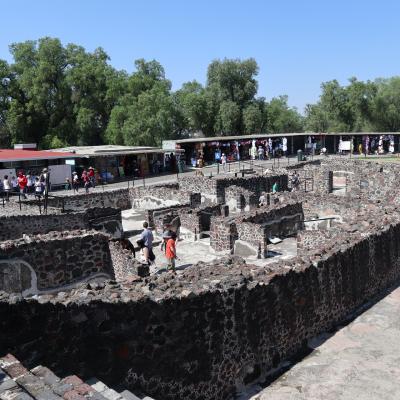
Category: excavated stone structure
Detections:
[{"x1": 2, "y1": 159, "x2": 400, "y2": 400}]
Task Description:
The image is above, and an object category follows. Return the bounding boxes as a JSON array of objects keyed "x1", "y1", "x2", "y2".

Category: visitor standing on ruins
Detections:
[
  {"x1": 291, "y1": 172, "x2": 300, "y2": 191},
  {"x1": 17, "y1": 172, "x2": 28, "y2": 199},
  {"x1": 221, "y1": 153, "x2": 227, "y2": 173},
  {"x1": 3, "y1": 175, "x2": 11, "y2": 201},
  {"x1": 166, "y1": 232, "x2": 177, "y2": 272},
  {"x1": 139, "y1": 222, "x2": 154, "y2": 266},
  {"x1": 272, "y1": 181, "x2": 279, "y2": 194}
]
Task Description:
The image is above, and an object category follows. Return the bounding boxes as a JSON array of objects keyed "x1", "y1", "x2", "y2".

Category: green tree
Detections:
[
  {"x1": 370, "y1": 78, "x2": 400, "y2": 131},
  {"x1": 243, "y1": 100, "x2": 265, "y2": 134},
  {"x1": 0, "y1": 60, "x2": 11, "y2": 146},
  {"x1": 215, "y1": 100, "x2": 241, "y2": 134},
  {"x1": 106, "y1": 60, "x2": 179, "y2": 146},
  {"x1": 266, "y1": 96, "x2": 303, "y2": 133}
]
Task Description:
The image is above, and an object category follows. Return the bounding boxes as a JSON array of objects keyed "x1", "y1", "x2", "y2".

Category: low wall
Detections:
[
  {"x1": 109, "y1": 240, "x2": 149, "y2": 279},
  {"x1": 2, "y1": 218, "x2": 400, "y2": 399},
  {"x1": 210, "y1": 202, "x2": 303, "y2": 256},
  {"x1": 0, "y1": 230, "x2": 115, "y2": 295},
  {"x1": 130, "y1": 184, "x2": 201, "y2": 209},
  {"x1": 179, "y1": 174, "x2": 288, "y2": 204},
  {"x1": 47, "y1": 188, "x2": 132, "y2": 211},
  {"x1": 0, "y1": 207, "x2": 123, "y2": 241}
]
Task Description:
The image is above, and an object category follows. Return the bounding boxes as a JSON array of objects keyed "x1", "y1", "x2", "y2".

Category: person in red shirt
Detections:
[
  {"x1": 88, "y1": 166, "x2": 95, "y2": 188},
  {"x1": 165, "y1": 232, "x2": 177, "y2": 272},
  {"x1": 17, "y1": 171, "x2": 28, "y2": 199}
]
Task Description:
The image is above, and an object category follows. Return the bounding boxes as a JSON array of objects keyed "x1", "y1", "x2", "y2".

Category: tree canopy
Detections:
[{"x1": 2, "y1": 37, "x2": 400, "y2": 149}]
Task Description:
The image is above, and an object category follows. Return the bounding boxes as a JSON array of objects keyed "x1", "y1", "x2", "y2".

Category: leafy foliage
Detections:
[{"x1": 4, "y1": 36, "x2": 400, "y2": 149}]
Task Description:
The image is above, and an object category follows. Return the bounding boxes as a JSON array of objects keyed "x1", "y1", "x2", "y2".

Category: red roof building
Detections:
[{"x1": 0, "y1": 149, "x2": 76, "y2": 163}]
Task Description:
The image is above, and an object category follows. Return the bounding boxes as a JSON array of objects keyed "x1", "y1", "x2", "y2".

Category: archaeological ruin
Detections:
[{"x1": 1, "y1": 157, "x2": 400, "y2": 399}]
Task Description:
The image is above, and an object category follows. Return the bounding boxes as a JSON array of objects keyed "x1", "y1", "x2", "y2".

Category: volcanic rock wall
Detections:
[
  {"x1": 47, "y1": 188, "x2": 132, "y2": 211},
  {"x1": 0, "y1": 207, "x2": 123, "y2": 241},
  {"x1": 2, "y1": 217, "x2": 400, "y2": 400},
  {"x1": 0, "y1": 230, "x2": 115, "y2": 295}
]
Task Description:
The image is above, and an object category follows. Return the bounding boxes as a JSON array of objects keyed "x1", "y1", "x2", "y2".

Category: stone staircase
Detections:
[{"x1": 0, "y1": 354, "x2": 154, "y2": 400}]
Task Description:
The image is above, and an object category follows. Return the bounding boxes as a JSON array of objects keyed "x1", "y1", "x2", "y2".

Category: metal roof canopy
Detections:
[
  {"x1": 50, "y1": 145, "x2": 184, "y2": 158},
  {"x1": 171, "y1": 132, "x2": 400, "y2": 144}
]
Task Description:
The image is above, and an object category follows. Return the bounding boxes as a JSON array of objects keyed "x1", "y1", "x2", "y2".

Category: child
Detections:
[{"x1": 165, "y1": 232, "x2": 177, "y2": 272}]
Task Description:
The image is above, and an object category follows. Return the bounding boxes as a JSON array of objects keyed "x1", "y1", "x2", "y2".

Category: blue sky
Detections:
[{"x1": 1, "y1": 0, "x2": 400, "y2": 112}]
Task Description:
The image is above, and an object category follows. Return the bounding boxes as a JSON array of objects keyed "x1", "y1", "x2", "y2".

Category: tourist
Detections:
[
  {"x1": 17, "y1": 172, "x2": 28, "y2": 199},
  {"x1": 221, "y1": 153, "x2": 227, "y2": 173},
  {"x1": 3, "y1": 175, "x2": 11, "y2": 201},
  {"x1": 138, "y1": 221, "x2": 154, "y2": 266},
  {"x1": 72, "y1": 172, "x2": 79, "y2": 193},
  {"x1": 272, "y1": 181, "x2": 279, "y2": 194},
  {"x1": 40, "y1": 168, "x2": 49, "y2": 195},
  {"x1": 11, "y1": 176, "x2": 18, "y2": 192},
  {"x1": 34, "y1": 177, "x2": 43, "y2": 199},
  {"x1": 65, "y1": 178, "x2": 71, "y2": 191},
  {"x1": 165, "y1": 231, "x2": 177, "y2": 272},
  {"x1": 88, "y1": 167, "x2": 95, "y2": 188},
  {"x1": 259, "y1": 192, "x2": 267, "y2": 207},
  {"x1": 82, "y1": 170, "x2": 90, "y2": 193},
  {"x1": 161, "y1": 228, "x2": 173, "y2": 253},
  {"x1": 26, "y1": 171, "x2": 34, "y2": 194},
  {"x1": 258, "y1": 146, "x2": 264, "y2": 160},
  {"x1": 291, "y1": 172, "x2": 300, "y2": 192}
]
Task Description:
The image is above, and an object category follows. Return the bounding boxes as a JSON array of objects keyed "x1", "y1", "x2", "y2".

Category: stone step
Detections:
[
  {"x1": 119, "y1": 389, "x2": 141, "y2": 400},
  {"x1": 86, "y1": 378, "x2": 124, "y2": 400}
]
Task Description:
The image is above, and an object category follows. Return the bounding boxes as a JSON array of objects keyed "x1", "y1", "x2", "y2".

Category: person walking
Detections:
[
  {"x1": 81, "y1": 170, "x2": 90, "y2": 193},
  {"x1": 72, "y1": 172, "x2": 79, "y2": 193},
  {"x1": 258, "y1": 146, "x2": 264, "y2": 160},
  {"x1": 166, "y1": 232, "x2": 177, "y2": 272},
  {"x1": 26, "y1": 171, "x2": 33, "y2": 195},
  {"x1": 88, "y1": 167, "x2": 95, "y2": 188},
  {"x1": 3, "y1": 175, "x2": 11, "y2": 201},
  {"x1": 17, "y1": 171, "x2": 28, "y2": 199},
  {"x1": 139, "y1": 222, "x2": 154, "y2": 266},
  {"x1": 40, "y1": 168, "x2": 49, "y2": 196},
  {"x1": 34, "y1": 177, "x2": 43, "y2": 199},
  {"x1": 221, "y1": 153, "x2": 227, "y2": 173}
]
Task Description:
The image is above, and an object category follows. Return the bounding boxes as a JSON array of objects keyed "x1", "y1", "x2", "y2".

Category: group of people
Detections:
[
  {"x1": 66, "y1": 167, "x2": 96, "y2": 194},
  {"x1": 1, "y1": 169, "x2": 49, "y2": 201},
  {"x1": 137, "y1": 221, "x2": 178, "y2": 272}
]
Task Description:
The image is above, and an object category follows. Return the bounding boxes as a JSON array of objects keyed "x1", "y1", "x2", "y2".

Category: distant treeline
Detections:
[{"x1": 0, "y1": 37, "x2": 399, "y2": 148}]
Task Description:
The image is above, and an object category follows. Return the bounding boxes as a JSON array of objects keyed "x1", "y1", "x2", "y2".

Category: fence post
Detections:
[
  {"x1": 142, "y1": 175, "x2": 145, "y2": 187},
  {"x1": 217, "y1": 163, "x2": 220, "y2": 174},
  {"x1": 18, "y1": 192, "x2": 21, "y2": 211}
]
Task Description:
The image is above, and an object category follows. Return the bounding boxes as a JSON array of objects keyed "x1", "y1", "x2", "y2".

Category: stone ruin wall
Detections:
[
  {"x1": 130, "y1": 184, "x2": 201, "y2": 209},
  {"x1": 2, "y1": 213, "x2": 400, "y2": 400},
  {"x1": 0, "y1": 207, "x2": 123, "y2": 241},
  {"x1": 108, "y1": 240, "x2": 149, "y2": 280},
  {"x1": 47, "y1": 188, "x2": 132, "y2": 211},
  {"x1": 210, "y1": 202, "x2": 304, "y2": 256},
  {"x1": 179, "y1": 174, "x2": 288, "y2": 204},
  {"x1": 0, "y1": 230, "x2": 115, "y2": 295}
]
